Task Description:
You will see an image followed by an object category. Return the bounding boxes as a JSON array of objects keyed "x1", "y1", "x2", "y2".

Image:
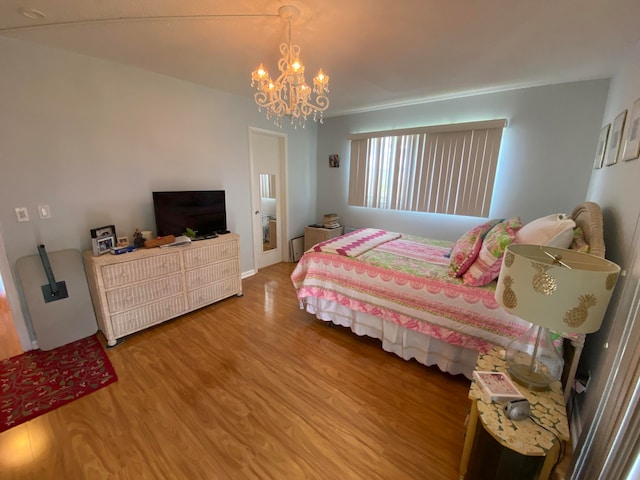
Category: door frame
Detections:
[
  {"x1": 248, "y1": 127, "x2": 289, "y2": 270},
  {"x1": 0, "y1": 222, "x2": 31, "y2": 351}
]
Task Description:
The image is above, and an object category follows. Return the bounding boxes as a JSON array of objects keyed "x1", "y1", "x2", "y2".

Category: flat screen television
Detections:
[{"x1": 152, "y1": 190, "x2": 227, "y2": 237}]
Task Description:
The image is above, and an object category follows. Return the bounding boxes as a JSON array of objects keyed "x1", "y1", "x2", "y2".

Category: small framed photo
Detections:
[
  {"x1": 605, "y1": 110, "x2": 627, "y2": 166},
  {"x1": 623, "y1": 98, "x2": 640, "y2": 162},
  {"x1": 90, "y1": 224, "x2": 116, "y2": 239},
  {"x1": 329, "y1": 154, "x2": 340, "y2": 168},
  {"x1": 116, "y1": 236, "x2": 129, "y2": 247},
  {"x1": 91, "y1": 224, "x2": 117, "y2": 255},
  {"x1": 95, "y1": 235, "x2": 116, "y2": 255},
  {"x1": 594, "y1": 124, "x2": 610, "y2": 169}
]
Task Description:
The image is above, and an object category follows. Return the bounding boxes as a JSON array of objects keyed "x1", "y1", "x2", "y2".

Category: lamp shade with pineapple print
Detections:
[
  {"x1": 495, "y1": 244, "x2": 620, "y2": 390},
  {"x1": 496, "y1": 244, "x2": 620, "y2": 334}
]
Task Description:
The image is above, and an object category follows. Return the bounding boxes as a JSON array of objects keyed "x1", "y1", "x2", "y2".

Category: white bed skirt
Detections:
[{"x1": 302, "y1": 297, "x2": 478, "y2": 380}]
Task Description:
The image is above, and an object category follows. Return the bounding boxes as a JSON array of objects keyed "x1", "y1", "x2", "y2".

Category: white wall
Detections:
[
  {"x1": 570, "y1": 45, "x2": 640, "y2": 475},
  {"x1": 0, "y1": 37, "x2": 318, "y2": 345},
  {"x1": 316, "y1": 80, "x2": 610, "y2": 241}
]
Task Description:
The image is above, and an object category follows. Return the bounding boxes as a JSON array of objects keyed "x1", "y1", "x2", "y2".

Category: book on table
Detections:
[
  {"x1": 322, "y1": 213, "x2": 340, "y2": 229},
  {"x1": 473, "y1": 371, "x2": 524, "y2": 401}
]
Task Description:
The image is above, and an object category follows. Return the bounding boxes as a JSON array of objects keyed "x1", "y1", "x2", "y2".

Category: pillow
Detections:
[
  {"x1": 448, "y1": 219, "x2": 502, "y2": 277},
  {"x1": 570, "y1": 226, "x2": 590, "y2": 254},
  {"x1": 514, "y1": 213, "x2": 576, "y2": 248},
  {"x1": 463, "y1": 216, "x2": 523, "y2": 286}
]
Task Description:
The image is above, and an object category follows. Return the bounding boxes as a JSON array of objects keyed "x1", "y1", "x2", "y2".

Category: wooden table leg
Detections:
[
  {"x1": 538, "y1": 440, "x2": 560, "y2": 480},
  {"x1": 459, "y1": 401, "x2": 478, "y2": 480}
]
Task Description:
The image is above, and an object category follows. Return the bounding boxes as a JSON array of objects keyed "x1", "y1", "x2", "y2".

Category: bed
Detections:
[{"x1": 291, "y1": 202, "x2": 605, "y2": 402}]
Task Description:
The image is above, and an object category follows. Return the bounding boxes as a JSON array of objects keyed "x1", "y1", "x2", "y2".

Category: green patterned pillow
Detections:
[{"x1": 463, "y1": 216, "x2": 523, "y2": 287}]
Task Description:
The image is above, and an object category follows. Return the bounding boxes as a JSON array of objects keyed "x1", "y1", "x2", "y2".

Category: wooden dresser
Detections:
[{"x1": 83, "y1": 234, "x2": 242, "y2": 346}]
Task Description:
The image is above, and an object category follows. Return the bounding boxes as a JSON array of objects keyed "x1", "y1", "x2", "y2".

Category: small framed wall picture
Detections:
[
  {"x1": 605, "y1": 110, "x2": 627, "y2": 166},
  {"x1": 329, "y1": 154, "x2": 340, "y2": 168},
  {"x1": 623, "y1": 97, "x2": 640, "y2": 162},
  {"x1": 594, "y1": 123, "x2": 610, "y2": 169}
]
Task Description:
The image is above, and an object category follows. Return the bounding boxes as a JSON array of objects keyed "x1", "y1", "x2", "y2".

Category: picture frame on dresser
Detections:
[
  {"x1": 95, "y1": 235, "x2": 116, "y2": 255},
  {"x1": 90, "y1": 224, "x2": 117, "y2": 256},
  {"x1": 90, "y1": 224, "x2": 116, "y2": 238}
]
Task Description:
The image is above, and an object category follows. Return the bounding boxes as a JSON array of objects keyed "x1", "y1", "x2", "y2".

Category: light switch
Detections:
[
  {"x1": 38, "y1": 204, "x2": 51, "y2": 219},
  {"x1": 15, "y1": 207, "x2": 29, "y2": 222}
]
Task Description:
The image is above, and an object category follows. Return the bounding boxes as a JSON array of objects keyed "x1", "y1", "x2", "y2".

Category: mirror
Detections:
[{"x1": 260, "y1": 174, "x2": 277, "y2": 251}]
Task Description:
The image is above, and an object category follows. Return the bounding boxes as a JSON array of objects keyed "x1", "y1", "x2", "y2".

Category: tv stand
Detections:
[{"x1": 83, "y1": 234, "x2": 242, "y2": 346}]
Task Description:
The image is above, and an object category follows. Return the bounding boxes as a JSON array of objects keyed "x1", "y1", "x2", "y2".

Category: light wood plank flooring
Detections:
[{"x1": 0, "y1": 262, "x2": 471, "y2": 479}]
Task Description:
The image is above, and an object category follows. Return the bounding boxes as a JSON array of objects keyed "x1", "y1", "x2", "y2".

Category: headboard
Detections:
[
  {"x1": 571, "y1": 201, "x2": 605, "y2": 258},
  {"x1": 561, "y1": 201, "x2": 606, "y2": 402}
]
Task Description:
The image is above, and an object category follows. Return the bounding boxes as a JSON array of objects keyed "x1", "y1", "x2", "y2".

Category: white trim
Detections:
[
  {"x1": 248, "y1": 127, "x2": 289, "y2": 270},
  {"x1": 241, "y1": 269, "x2": 257, "y2": 279},
  {"x1": 0, "y1": 222, "x2": 32, "y2": 351}
]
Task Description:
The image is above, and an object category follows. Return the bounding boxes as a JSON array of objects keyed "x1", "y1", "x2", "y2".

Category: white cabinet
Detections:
[{"x1": 83, "y1": 234, "x2": 242, "y2": 346}]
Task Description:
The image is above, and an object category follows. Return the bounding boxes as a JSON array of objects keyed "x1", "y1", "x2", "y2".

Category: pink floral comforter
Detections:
[{"x1": 291, "y1": 233, "x2": 530, "y2": 353}]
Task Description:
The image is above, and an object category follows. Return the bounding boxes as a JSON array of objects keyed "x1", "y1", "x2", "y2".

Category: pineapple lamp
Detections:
[{"x1": 495, "y1": 244, "x2": 620, "y2": 390}]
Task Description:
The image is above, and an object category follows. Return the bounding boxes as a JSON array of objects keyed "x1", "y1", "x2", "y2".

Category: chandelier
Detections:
[{"x1": 251, "y1": 5, "x2": 329, "y2": 128}]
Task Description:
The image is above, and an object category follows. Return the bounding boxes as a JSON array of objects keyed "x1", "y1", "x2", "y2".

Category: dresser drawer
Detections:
[
  {"x1": 105, "y1": 274, "x2": 183, "y2": 314},
  {"x1": 184, "y1": 259, "x2": 239, "y2": 291},
  {"x1": 101, "y1": 253, "x2": 181, "y2": 288},
  {"x1": 183, "y1": 241, "x2": 238, "y2": 269},
  {"x1": 187, "y1": 277, "x2": 241, "y2": 309},
  {"x1": 110, "y1": 294, "x2": 186, "y2": 337}
]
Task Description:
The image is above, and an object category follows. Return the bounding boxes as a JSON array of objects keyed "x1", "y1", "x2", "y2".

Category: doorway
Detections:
[
  {"x1": 0, "y1": 229, "x2": 24, "y2": 360},
  {"x1": 249, "y1": 128, "x2": 288, "y2": 271}
]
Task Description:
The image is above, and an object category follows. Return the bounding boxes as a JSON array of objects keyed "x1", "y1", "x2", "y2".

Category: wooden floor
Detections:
[{"x1": 0, "y1": 262, "x2": 471, "y2": 479}]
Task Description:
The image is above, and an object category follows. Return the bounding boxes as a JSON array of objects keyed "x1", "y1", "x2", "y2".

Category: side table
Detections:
[
  {"x1": 459, "y1": 346, "x2": 569, "y2": 480},
  {"x1": 304, "y1": 226, "x2": 344, "y2": 251}
]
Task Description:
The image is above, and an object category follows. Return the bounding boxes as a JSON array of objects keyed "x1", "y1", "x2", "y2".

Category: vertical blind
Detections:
[
  {"x1": 260, "y1": 173, "x2": 276, "y2": 199},
  {"x1": 348, "y1": 120, "x2": 507, "y2": 217}
]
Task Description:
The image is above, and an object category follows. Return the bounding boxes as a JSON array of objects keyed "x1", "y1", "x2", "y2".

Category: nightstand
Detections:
[
  {"x1": 459, "y1": 346, "x2": 569, "y2": 480},
  {"x1": 304, "y1": 226, "x2": 344, "y2": 251}
]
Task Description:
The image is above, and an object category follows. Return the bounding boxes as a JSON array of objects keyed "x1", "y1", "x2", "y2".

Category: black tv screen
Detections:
[{"x1": 153, "y1": 190, "x2": 227, "y2": 237}]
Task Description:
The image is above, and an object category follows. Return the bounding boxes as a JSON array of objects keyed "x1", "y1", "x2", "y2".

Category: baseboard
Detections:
[{"x1": 241, "y1": 269, "x2": 256, "y2": 279}]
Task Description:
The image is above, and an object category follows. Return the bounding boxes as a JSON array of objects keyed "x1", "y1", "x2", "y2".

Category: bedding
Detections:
[
  {"x1": 292, "y1": 232, "x2": 530, "y2": 353},
  {"x1": 291, "y1": 202, "x2": 605, "y2": 401}
]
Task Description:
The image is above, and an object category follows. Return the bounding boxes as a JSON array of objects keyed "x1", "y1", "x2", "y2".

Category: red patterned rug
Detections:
[{"x1": 0, "y1": 334, "x2": 117, "y2": 432}]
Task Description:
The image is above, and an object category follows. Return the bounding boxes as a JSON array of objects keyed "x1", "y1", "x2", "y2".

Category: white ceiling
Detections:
[{"x1": 2, "y1": 0, "x2": 640, "y2": 116}]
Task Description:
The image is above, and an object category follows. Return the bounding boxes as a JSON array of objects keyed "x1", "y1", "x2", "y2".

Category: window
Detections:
[{"x1": 348, "y1": 120, "x2": 507, "y2": 217}]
